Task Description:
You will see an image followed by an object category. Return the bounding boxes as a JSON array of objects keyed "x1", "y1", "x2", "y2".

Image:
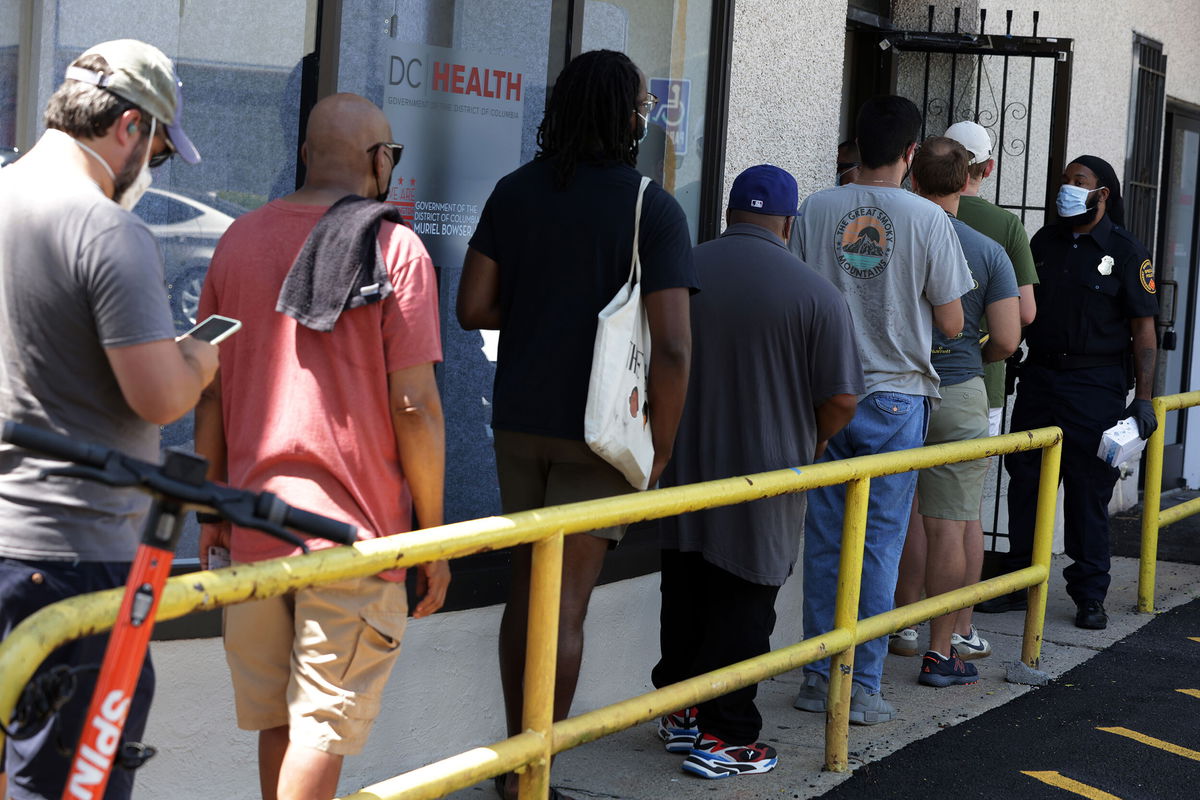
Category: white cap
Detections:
[{"x1": 944, "y1": 120, "x2": 992, "y2": 165}]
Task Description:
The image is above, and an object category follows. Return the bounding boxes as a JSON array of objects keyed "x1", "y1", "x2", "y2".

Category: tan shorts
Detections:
[
  {"x1": 493, "y1": 429, "x2": 636, "y2": 542},
  {"x1": 223, "y1": 575, "x2": 408, "y2": 755},
  {"x1": 918, "y1": 376, "x2": 990, "y2": 521}
]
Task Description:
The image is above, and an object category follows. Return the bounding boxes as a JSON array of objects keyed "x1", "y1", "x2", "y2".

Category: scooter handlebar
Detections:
[{"x1": 1, "y1": 421, "x2": 109, "y2": 468}]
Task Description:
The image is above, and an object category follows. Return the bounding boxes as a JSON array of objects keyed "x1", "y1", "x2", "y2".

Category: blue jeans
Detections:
[
  {"x1": 0, "y1": 558, "x2": 155, "y2": 800},
  {"x1": 801, "y1": 391, "x2": 929, "y2": 694}
]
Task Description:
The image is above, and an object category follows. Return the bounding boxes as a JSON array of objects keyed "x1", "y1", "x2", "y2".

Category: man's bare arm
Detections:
[
  {"x1": 814, "y1": 393, "x2": 857, "y2": 460},
  {"x1": 457, "y1": 248, "x2": 502, "y2": 330},
  {"x1": 1018, "y1": 284, "x2": 1037, "y2": 327},
  {"x1": 982, "y1": 296, "x2": 1021, "y2": 363},
  {"x1": 106, "y1": 336, "x2": 218, "y2": 425},
  {"x1": 389, "y1": 362, "x2": 449, "y2": 617},
  {"x1": 644, "y1": 288, "x2": 691, "y2": 487},
  {"x1": 193, "y1": 371, "x2": 230, "y2": 567},
  {"x1": 932, "y1": 298, "x2": 964, "y2": 339},
  {"x1": 1130, "y1": 316, "x2": 1157, "y2": 401}
]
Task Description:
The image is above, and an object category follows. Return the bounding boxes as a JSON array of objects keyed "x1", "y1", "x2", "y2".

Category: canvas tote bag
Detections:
[{"x1": 584, "y1": 176, "x2": 654, "y2": 490}]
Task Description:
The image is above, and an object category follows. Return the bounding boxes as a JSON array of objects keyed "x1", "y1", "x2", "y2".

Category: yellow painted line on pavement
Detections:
[
  {"x1": 1177, "y1": 689, "x2": 1200, "y2": 700},
  {"x1": 1021, "y1": 771, "x2": 1122, "y2": 799},
  {"x1": 1098, "y1": 727, "x2": 1200, "y2": 761},
  {"x1": 1188, "y1": 637, "x2": 1200, "y2": 644}
]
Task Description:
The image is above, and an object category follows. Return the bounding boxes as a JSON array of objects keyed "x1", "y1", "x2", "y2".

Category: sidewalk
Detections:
[{"x1": 447, "y1": 553, "x2": 1200, "y2": 800}]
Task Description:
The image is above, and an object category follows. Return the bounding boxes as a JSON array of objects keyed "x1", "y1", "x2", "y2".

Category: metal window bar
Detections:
[{"x1": 1125, "y1": 35, "x2": 1167, "y2": 253}]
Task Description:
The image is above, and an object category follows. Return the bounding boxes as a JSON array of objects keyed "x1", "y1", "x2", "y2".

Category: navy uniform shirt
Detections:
[{"x1": 1025, "y1": 214, "x2": 1158, "y2": 356}]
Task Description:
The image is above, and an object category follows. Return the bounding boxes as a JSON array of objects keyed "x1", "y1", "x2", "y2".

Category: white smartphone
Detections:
[
  {"x1": 178, "y1": 314, "x2": 242, "y2": 345},
  {"x1": 207, "y1": 545, "x2": 231, "y2": 570}
]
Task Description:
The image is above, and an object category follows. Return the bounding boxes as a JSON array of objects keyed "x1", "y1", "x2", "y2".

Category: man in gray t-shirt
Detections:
[
  {"x1": 891, "y1": 137, "x2": 1020, "y2": 688},
  {"x1": 790, "y1": 97, "x2": 973, "y2": 724},
  {"x1": 0, "y1": 40, "x2": 216, "y2": 800},
  {"x1": 652, "y1": 165, "x2": 861, "y2": 779}
]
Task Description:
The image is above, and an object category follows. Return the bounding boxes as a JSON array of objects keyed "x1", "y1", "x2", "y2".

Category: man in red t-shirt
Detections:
[{"x1": 194, "y1": 93, "x2": 448, "y2": 800}]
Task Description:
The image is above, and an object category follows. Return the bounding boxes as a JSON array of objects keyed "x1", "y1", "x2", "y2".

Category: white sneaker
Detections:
[
  {"x1": 888, "y1": 627, "x2": 919, "y2": 657},
  {"x1": 950, "y1": 625, "x2": 991, "y2": 660}
]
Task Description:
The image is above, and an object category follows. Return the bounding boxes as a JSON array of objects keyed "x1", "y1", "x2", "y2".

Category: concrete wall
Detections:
[{"x1": 722, "y1": 0, "x2": 848, "y2": 211}]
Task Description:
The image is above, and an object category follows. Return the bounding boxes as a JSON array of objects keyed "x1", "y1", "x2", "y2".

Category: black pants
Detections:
[
  {"x1": 651, "y1": 549, "x2": 779, "y2": 745},
  {"x1": 1004, "y1": 363, "x2": 1126, "y2": 603}
]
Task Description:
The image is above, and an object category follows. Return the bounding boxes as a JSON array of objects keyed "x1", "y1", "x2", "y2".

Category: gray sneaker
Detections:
[
  {"x1": 792, "y1": 671, "x2": 828, "y2": 712},
  {"x1": 849, "y1": 683, "x2": 897, "y2": 725}
]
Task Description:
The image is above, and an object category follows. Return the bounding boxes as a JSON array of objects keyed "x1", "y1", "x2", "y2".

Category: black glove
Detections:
[{"x1": 1126, "y1": 398, "x2": 1157, "y2": 440}]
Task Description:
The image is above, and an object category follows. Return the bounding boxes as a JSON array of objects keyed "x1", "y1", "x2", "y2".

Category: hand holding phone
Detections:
[{"x1": 178, "y1": 314, "x2": 242, "y2": 345}]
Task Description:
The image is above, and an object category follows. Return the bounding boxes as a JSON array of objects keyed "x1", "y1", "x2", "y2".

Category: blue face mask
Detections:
[{"x1": 1056, "y1": 183, "x2": 1099, "y2": 217}]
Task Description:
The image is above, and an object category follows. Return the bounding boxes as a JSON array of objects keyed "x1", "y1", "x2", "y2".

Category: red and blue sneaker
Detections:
[
  {"x1": 657, "y1": 707, "x2": 699, "y2": 753},
  {"x1": 681, "y1": 733, "x2": 778, "y2": 779}
]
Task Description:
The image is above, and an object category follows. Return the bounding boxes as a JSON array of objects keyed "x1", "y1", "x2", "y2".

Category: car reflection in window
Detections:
[
  {"x1": 131, "y1": 188, "x2": 244, "y2": 448},
  {"x1": 132, "y1": 188, "x2": 243, "y2": 335}
]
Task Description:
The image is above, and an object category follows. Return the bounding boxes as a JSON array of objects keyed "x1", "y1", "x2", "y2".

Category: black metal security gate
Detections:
[
  {"x1": 880, "y1": 7, "x2": 1074, "y2": 549},
  {"x1": 882, "y1": 7, "x2": 1073, "y2": 231}
]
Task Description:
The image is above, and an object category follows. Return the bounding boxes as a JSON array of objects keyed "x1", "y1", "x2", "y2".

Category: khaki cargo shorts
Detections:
[
  {"x1": 918, "y1": 376, "x2": 990, "y2": 521},
  {"x1": 223, "y1": 574, "x2": 408, "y2": 755}
]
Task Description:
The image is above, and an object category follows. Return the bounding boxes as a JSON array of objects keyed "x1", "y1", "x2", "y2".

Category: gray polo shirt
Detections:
[{"x1": 661, "y1": 223, "x2": 864, "y2": 585}]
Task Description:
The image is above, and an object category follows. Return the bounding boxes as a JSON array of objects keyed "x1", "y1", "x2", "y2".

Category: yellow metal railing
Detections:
[
  {"x1": 1138, "y1": 390, "x2": 1200, "y2": 613},
  {"x1": 0, "y1": 427, "x2": 1063, "y2": 799}
]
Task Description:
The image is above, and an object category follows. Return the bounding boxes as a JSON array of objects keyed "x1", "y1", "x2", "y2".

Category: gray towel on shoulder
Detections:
[{"x1": 276, "y1": 194, "x2": 404, "y2": 332}]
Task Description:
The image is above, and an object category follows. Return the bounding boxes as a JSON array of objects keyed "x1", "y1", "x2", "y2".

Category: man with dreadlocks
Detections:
[
  {"x1": 979, "y1": 155, "x2": 1158, "y2": 630},
  {"x1": 457, "y1": 49, "x2": 696, "y2": 799}
]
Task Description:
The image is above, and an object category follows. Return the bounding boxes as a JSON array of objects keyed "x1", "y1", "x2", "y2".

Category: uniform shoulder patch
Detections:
[{"x1": 1139, "y1": 259, "x2": 1156, "y2": 294}]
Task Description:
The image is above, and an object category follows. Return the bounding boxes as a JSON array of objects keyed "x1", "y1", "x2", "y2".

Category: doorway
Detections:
[{"x1": 1154, "y1": 102, "x2": 1200, "y2": 490}]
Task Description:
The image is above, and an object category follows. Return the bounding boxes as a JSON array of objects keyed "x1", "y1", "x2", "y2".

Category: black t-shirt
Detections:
[
  {"x1": 1026, "y1": 214, "x2": 1158, "y2": 356},
  {"x1": 469, "y1": 157, "x2": 698, "y2": 440}
]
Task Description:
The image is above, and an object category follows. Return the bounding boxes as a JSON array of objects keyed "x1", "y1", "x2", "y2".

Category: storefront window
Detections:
[
  {"x1": 339, "y1": 0, "x2": 554, "y2": 525},
  {"x1": 0, "y1": 0, "x2": 19, "y2": 158},
  {"x1": 583, "y1": 0, "x2": 713, "y2": 242}
]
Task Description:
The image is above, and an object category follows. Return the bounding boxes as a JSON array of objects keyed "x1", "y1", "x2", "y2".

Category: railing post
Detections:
[
  {"x1": 1022, "y1": 434, "x2": 1061, "y2": 668},
  {"x1": 518, "y1": 532, "x2": 563, "y2": 800},
  {"x1": 824, "y1": 476, "x2": 870, "y2": 772},
  {"x1": 1138, "y1": 398, "x2": 1168, "y2": 613}
]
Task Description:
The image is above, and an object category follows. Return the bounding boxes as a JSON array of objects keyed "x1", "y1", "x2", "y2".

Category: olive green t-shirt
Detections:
[{"x1": 957, "y1": 195, "x2": 1039, "y2": 408}]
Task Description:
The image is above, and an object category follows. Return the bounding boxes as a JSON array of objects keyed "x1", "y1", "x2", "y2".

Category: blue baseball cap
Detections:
[{"x1": 728, "y1": 164, "x2": 798, "y2": 216}]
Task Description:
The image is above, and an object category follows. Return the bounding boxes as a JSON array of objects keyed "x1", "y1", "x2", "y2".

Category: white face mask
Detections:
[
  {"x1": 116, "y1": 117, "x2": 155, "y2": 212},
  {"x1": 636, "y1": 112, "x2": 649, "y2": 145},
  {"x1": 1056, "y1": 183, "x2": 1098, "y2": 218}
]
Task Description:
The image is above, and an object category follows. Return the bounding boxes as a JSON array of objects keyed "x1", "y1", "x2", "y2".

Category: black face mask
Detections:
[{"x1": 1059, "y1": 193, "x2": 1102, "y2": 227}]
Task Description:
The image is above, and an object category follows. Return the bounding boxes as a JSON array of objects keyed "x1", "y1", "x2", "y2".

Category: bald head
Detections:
[{"x1": 302, "y1": 93, "x2": 392, "y2": 189}]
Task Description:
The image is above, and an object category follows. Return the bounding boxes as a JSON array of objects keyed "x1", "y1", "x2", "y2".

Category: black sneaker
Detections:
[
  {"x1": 918, "y1": 649, "x2": 980, "y2": 687},
  {"x1": 1075, "y1": 599, "x2": 1107, "y2": 629},
  {"x1": 976, "y1": 590, "x2": 1027, "y2": 614}
]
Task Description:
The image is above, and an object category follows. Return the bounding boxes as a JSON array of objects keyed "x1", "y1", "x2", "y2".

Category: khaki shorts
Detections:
[
  {"x1": 223, "y1": 575, "x2": 408, "y2": 755},
  {"x1": 493, "y1": 429, "x2": 636, "y2": 542},
  {"x1": 918, "y1": 376, "x2": 990, "y2": 521}
]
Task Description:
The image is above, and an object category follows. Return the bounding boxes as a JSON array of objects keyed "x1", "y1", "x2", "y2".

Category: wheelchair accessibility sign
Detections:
[{"x1": 648, "y1": 77, "x2": 690, "y2": 156}]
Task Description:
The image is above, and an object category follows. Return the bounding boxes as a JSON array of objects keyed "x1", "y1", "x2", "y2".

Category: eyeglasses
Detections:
[
  {"x1": 149, "y1": 134, "x2": 177, "y2": 169},
  {"x1": 367, "y1": 142, "x2": 404, "y2": 169},
  {"x1": 636, "y1": 93, "x2": 659, "y2": 115},
  {"x1": 836, "y1": 161, "x2": 859, "y2": 172}
]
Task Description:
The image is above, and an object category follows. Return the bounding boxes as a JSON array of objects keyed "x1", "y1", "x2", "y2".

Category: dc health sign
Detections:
[{"x1": 383, "y1": 44, "x2": 526, "y2": 267}]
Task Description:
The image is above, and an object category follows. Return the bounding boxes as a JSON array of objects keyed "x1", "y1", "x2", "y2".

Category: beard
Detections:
[
  {"x1": 112, "y1": 135, "x2": 151, "y2": 206},
  {"x1": 1059, "y1": 200, "x2": 1101, "y2": 228}
]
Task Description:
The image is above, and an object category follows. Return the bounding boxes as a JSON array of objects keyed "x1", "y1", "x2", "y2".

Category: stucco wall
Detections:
[{"x1": 722, "y1": 0, "x2": 848, "y2": 209}]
